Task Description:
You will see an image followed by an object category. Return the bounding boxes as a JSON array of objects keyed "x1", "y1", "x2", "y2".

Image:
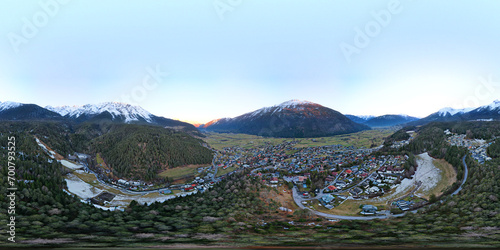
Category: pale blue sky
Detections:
[{"x1": 1, "y1": 0, "x2": 500, "y2": 123}]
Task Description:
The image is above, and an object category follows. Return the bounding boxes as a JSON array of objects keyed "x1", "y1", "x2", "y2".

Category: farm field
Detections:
[
  {"x1": 203, "y1": 129, "x2": 395, "y2": 150},
  {"x1": 158, "y1": 164, "x2": 209, "y2": 181},
  {"x1": 215, "y1": 165, "x2": 238, "y2": 177}
]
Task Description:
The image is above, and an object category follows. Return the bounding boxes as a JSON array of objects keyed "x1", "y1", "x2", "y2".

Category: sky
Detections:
[{"x1": 1, "y1": 0, "x2": 500, "y2": 124}]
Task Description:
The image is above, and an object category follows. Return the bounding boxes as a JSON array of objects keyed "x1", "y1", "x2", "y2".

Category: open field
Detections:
[
  {"x1": 261, "y1": 187, "x2": 299, "y2": 212},
  {"x1": 215, "y1": 165, "x2": 238, "y2": 177},
  {"x1": 158, "y1": 164, "x2": 208, "y2": 180},
  {"x1": 203, "y1": 129, "x2": 395, "y2": 150}
]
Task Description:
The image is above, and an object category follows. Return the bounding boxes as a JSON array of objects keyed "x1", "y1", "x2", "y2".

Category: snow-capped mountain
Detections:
[
  {"x1": 347, "y1": 114, "x2": 419, "y2": 128},
  {"x1": 437, "y1": 107, "x2": 475, "y2": 117},
  {"x1": 0, "y1": 101, "x2": 62, "y2": 121},
  {"x1": 411, "y1": 100, "x2": 500, "y2": 125},
  {"x1": 201, "y1": 100, "x2": 370, "y2": 137},
  {"x1": 0, "y1": 101, "x2": 22, "y2": 111},
  {"x1": 0, "y1": 101, "x2": 199, "y2": 134},
  {"x1": 46, "y1": 102, "x2": 153, "y2": 123},
  {"x1": 462, "y1": 99, "x2": 500, "y2": 120},
  {"x1": 345, "y1": 115, "x2": 375, "y2": 124}
]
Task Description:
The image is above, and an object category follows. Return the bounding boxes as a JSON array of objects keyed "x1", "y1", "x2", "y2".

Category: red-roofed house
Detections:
[
  {"x1": 328, "y1": 185, "x2": 337, "y2": 191},
  {"x1": 345, "y1": 169, "x2": 353, "y2": 174}
]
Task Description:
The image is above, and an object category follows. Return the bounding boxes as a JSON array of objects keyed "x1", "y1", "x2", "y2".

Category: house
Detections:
[
  {"x1": 118, "y1": 179, "x2": 128, "y2": 185},
  {"x1": 396, "y1": 200, "x2": 411, "y2": 211},
  {"x1": 345, "y1": 169, "x2": 353, "y2": 175},
  {"x1": 270, "y1": 177, "x2": 279, "y2": 184},
  {"x1": 361, "y1": 204, "x2": 377, "y2": 215},
  {"x1": 335, "y1": 181, "x2": 347, "y2": 188},
  {"x1": 367, "y1": 186, "x2": 380, "y2": 194},
  {"x1": 386, "y1": 166, "x2": 396, "y2": 174},
  {"x1": 327, "y1": 185, "x2": 337, "y2": 191},
  {"x1": 393, "y1": 168, "x2": 404, "y2": 174},
  {"x1": 159, "y1": 189, "x2": 172, "y2": 194},
  {"x1": 294, "y1": 176, "x2": 307, "y2": 184},
  {"x1": 350, "y1": 187, "x2": 363, "y2": 196},
  {"x1": 321, "y1": 194, "x2": 335, "y2": 204}
]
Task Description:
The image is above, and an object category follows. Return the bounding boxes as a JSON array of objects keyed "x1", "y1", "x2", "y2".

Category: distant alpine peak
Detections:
[
  {"x1": 356, "y1": 115, "x2": 376, "y2": 120},
  {"x1": 46, "y1": 102, "x2": 153, "y2": 123},
  {"x1": 277, "y1": 99, "x2": 318, "y2": 108},
  {"x1": 484, "y1": 99, "x2": 500, "y2": 110},
  {"x1": 0, "y1": 101, "x2": 22, "y2": 111},
  {"x1": 437, "y1": 107, "x2": 474, "y2": 116}
]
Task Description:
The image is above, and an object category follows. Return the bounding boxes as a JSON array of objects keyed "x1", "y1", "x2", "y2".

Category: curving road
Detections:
[
  {"x1": 292, "y1": 186, "x2": 406, "y2": 220},
  {"x1": 451, "y1": 155, "x2": 468, "y2": 196}
]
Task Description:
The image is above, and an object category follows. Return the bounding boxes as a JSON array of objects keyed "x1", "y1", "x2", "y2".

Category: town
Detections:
[{"x1": 445, "y1": 129, "x2": 493, "y2": 164}]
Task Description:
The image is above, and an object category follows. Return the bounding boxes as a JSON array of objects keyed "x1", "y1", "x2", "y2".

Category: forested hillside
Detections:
[
  {"x1": 0, "y1": 122, "x2": 213, "y2": 181},
  {"x1": 89, "y1": 124, "x2": 213, "y2": 180}
]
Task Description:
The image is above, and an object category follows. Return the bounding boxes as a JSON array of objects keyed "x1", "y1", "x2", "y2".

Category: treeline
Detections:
[{"x1": 384, "y1": 126, "x2": 414, "y2": 145}]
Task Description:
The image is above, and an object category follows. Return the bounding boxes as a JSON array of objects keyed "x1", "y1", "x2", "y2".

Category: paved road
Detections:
[
  {"x1": 292, "y1": 186, "x2": 406, "y2": 220},
  {"x1": 79, "y1": 163, "x2": 182, "y2": 195},
  {"x1": 451, "y1": 155, "x2": 468, "y2": 196},
  {"x1": 211, "y1": 151, "x2": 219, "y2": 182}
]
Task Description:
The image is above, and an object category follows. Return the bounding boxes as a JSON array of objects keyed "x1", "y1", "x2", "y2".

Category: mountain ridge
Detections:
[
  {"x1": 201, "y1": 99, "x2": 370, "y2": 137},
  {"x1": 0, "y1": 101, "x2": 199, "y2": 134},
  {"x1": 347, "y1": 114, "x2": 419, "y2": 128},
  {"x1": 409, "y1": 99, "x2": 500, "y2": 126}
]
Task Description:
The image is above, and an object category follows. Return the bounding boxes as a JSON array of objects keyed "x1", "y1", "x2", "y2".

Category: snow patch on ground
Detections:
[
  {"x1": 414, "y1": 152, "x2": 441, "y2": 194},
  {"x1": 372, "y1": 153, "x2": 441, "y2": 202},
  {"x1": 65, "y1": 173, "x2": 103, "y2": 199},
  {"x1": 35, "y1": 138, "x2": 56, "y2": 159},
  {"x1": 135, "y1": 195, "x2": 177, "y2": 205},
  {"x1": 60, "y1": 160, "x2": 82, "y2": 170}
]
